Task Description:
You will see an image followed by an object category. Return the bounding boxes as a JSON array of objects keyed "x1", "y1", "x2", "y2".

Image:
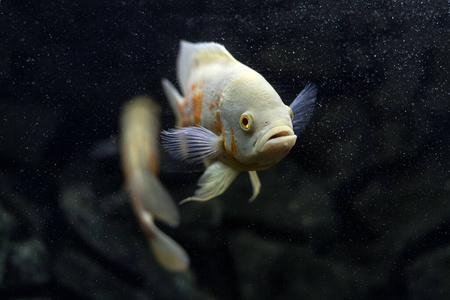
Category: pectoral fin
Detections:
[
  {"x1": 290, "y1": 83, "x2": 317, "y2": 135},
  {"x1": 161, "y1": 126, "x2": 222, "y2": 164},
  {"x1": 130, "y1": 169, "x2": 180, "y2": 227},
  {"x1": 181, "y1": 161, "x2": 239, "y2": 203},
  {"x1": 248, "y1": 171, "x2": 261, "y2": 202}
]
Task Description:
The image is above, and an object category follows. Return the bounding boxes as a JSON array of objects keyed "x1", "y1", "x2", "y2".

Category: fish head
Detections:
[
  {"x1": 222, "y1": 73, "x2": 297, "y2": 170},
  {"x1": 237, "y1": 105, "x2": 297, "y2": 169}
]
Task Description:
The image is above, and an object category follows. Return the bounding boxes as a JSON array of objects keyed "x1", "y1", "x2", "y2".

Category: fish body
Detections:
[
  {"x1": 162, "y1": 41, "x2": 317, "y2": 202},
  {"x1": 120, "y1": 96, "x2": 189, "y2": 272}
]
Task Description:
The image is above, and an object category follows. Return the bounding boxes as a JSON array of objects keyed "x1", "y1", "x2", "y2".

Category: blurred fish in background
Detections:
[{"x1": 120, "y1": 96, "x2": 189, "y2": 272}]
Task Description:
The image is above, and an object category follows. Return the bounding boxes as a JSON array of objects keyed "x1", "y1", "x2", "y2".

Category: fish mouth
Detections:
[{"x1": 256, "y1": 125, "x2": 297, "y2": 154}]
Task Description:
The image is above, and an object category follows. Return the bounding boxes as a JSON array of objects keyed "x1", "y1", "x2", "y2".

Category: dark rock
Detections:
[
  {"x1": 59, "y1": 185, "x2": 144, "y2": 270},
  {"x1": 59, "y1": 184, "x2": 211, "y2": 300},
  {"x1": 405, "y1": 244, "x2": 450, "y2": 300},
  {"x1": 0, "y1": 201, "x2": 17, "y2": 286},
  {"x1": 228, "y1": 230, "x2": 376, "y2": 300},
  {"x1": 219, "y1": 161, "x2": 336, "y2": 248},
  {"x1": 54, "y1": 247, "x2": 151, "y2": 300},
  {"x1": 6, "y1": 238, "x2": 50, "y2": 287}
]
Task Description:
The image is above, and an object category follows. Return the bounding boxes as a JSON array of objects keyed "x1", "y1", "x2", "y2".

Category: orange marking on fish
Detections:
[
  {"x1": 215, "y1": 90, "x2": 223, "y2": 107},
  {"x1": 192, "y1": 91, "x2": 203, "y2": 125},
  {"x1": 177, "y1": 101, "x2": 189, "y2": 126},
  {"x1": 191, "y1": 82, "x2": 198, "y2": 91},
  {"x1": 147, "y1": 153, "x2": 159, "y2": 176},
  {"x1": 211, "y1": 110, "x2": 223, "y2": 134},
  {"x1": 221, "y1": 125, "x2": 237, "y2": 157},
  {"x1": 124, "y1": 168, "x2": 132, "y2": 185},
  {"x1": 223, "y1": 130, "x2": 233, "y2": 157},
  {"x1": 230, "y1": 128, "x2": 237, "y2": 156},
  {"x1": 209, "y1": 101, "x2": 214, "y2": 110}
]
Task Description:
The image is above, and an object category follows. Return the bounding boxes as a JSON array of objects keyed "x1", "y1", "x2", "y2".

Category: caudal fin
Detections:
[{"x1": 140, "y1": 211, "x2": 190, "y2": 272}]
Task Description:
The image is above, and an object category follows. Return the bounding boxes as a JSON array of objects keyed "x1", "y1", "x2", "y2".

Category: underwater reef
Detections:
[{"x1": 0, "y1": 0, "x2": 449, "y2": 299}]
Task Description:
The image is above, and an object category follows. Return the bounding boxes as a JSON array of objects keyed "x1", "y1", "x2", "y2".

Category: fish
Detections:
[
  {"x1": 120, "y1": 96, "x2": 189, "y2": 272},
  {"x1": 161, "y1": 41, "x2": 317, "y2": 203}
]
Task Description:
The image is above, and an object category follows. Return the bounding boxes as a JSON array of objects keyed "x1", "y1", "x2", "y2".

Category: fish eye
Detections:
[
  {"x1": 239, "y1": 113, "x2": 252, "y2": 131},
  {"x1": 288, "y1": 107, "x2": 294, "y2": 120}
]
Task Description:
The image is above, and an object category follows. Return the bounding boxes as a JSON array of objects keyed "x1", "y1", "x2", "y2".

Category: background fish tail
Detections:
[{"x1": 140, "y1": 211, "x2": 190, "y2": 272}]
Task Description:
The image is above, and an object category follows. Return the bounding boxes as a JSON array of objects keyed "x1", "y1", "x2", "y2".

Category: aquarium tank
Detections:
[{"x1": 0, "y1": 0, "x2": 449, "y2": 299}]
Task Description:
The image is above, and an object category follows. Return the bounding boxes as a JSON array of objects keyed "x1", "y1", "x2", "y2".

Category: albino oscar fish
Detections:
[
  {"x1": 161, "y1": 41, "x2": 317, "y2": 203},
  {"x1": 120, "y1": 96, "x2": 189, "y2": 272}
]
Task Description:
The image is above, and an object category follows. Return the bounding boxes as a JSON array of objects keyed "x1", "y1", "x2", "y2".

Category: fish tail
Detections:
[
  {"x1": 162, "y1": 79, "x2": 185, "y2": 127},
  {"x1": 138, "y1": 209, "x2": 190, "y2": 272},
  {"x1": 129, "y1": 171, "x2": 189, "y2": 272}
]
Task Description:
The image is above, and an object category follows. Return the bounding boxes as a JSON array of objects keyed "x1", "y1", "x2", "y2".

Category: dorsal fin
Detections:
[{"x1": 176, "y1": 41, "x2": 237, "y2": 93}]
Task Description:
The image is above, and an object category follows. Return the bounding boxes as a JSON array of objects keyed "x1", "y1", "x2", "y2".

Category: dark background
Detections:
[{"x1": 1, "y1": 0, "x2": 449, "y2": 299}]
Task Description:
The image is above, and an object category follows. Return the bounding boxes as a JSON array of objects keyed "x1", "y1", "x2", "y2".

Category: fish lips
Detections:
[{"x1": 256, "y1": 125, "x2": 297, "y2": 159}]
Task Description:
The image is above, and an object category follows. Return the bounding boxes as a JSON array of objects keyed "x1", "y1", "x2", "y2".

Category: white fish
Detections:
[
  {"x1": 161, "y1": 41, "x2": 317, "y2": 203},
  {"x1": 120, "y1": 96, "x2": 189, "y2": 272}
]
